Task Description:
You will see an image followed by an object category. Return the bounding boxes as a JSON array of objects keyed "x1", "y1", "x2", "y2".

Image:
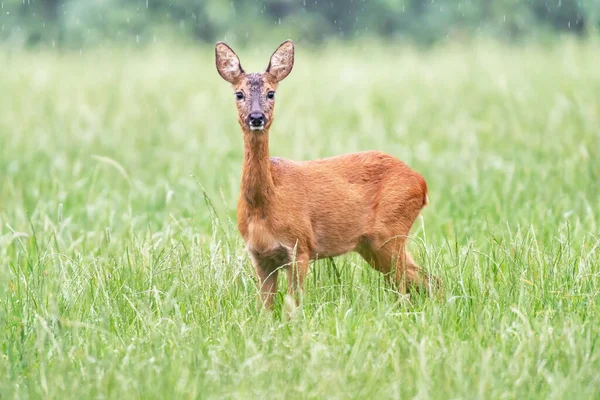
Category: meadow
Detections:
[{"x1": 1, "y1": 39, "x2": 599, "y2": 399}]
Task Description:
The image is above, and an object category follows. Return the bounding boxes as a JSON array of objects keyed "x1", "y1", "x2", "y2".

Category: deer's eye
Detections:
[
  {"x1": 235, "y1": 92, "x2": 244, "y2": 101},
  {"x1": 267, "y1": 91, "x2": 275, "y2": 100}
]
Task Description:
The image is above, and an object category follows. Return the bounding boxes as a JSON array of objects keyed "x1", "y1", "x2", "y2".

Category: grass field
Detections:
[{"x1": 1, "y1": 39, "x2": 599, "y2": 399}]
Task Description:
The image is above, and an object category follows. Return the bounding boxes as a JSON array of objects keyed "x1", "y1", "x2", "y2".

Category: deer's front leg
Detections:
[
  {"x1": 250, "y1": 251, "x2": 279, "y2": 310},
  {"x1": 286, "y1": 252, "x2": 310, "y2": 306},
  {"x1": 253, "y1": 257, "x2": 279, "y2": 310}
]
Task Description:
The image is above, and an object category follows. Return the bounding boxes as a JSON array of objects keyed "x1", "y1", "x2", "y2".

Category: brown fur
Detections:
[{"x1": 216, "y1": 40, "x2": 439, "y2": 309}]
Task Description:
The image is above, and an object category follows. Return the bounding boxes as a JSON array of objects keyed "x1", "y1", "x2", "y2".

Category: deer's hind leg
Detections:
[
  {"x1": 358, "y1": 234, "x2": 436, "y2": 294},
  {"x1": 365, "y1": 183, "x2": 439, "y2": 293},
  {"x1": 356, "y1": 241, "x2": 395, "y2": 287}
]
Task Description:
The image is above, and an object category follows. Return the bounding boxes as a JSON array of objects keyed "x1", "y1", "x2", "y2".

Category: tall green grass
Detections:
[{"x1": 1, "y1": 40, "x2": 599, "y2": 399}]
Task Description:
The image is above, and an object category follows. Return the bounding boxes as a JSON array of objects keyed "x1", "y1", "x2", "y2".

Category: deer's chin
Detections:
[{"x1": 249, "y1": 125, "x2": 265, "y2": 131}]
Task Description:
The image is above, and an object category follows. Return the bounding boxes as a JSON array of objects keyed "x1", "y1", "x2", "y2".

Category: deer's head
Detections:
[{"x1": 216, "y1": 40, "x2": 294, "y2": 132}]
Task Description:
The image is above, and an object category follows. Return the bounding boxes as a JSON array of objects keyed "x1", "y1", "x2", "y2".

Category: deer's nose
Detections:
[{"x1": 248, "y1": 113, "x2": 265, "y2": 127}]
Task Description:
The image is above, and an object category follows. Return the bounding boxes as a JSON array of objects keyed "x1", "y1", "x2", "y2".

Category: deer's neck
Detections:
[{"x1": 241, "y1": 130, "x2": 274, "y2": 211}]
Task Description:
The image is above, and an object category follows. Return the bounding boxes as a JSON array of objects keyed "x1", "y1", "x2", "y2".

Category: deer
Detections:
[{"x1": 215, "y1": 40, "x2": 439, "y2": 309}]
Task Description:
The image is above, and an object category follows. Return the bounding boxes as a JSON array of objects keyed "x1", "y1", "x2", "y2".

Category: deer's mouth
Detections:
[{"x1": 249, "y1": 124, "x2": 265, "y2": 131}]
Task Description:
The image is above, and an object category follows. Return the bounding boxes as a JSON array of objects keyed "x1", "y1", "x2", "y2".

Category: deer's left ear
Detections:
[{"x1": 266, "y1": 40, "x2": 294, "y2": 82}]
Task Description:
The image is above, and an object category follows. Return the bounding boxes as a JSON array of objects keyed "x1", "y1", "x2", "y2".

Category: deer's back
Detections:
[{"x1": 271, "y1": 150, "x2": 427, "y2": 202}]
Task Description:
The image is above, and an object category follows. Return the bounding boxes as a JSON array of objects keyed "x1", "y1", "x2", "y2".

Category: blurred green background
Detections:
[
  {"x1": 2, "y1": 1, "x2": 600, "y2": 399},
  {"x1": 1, "y1": 0, "x2": 598, "y2": 48}
]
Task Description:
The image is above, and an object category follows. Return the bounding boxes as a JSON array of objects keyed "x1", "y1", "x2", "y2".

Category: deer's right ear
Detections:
[{"x1": 215, "y1": 42, "x2": 244, "y2": 84}]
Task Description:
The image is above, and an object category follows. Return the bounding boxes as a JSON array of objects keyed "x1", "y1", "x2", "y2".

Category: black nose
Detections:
[{"x1": 249, "y1": 113, "x2": 265, "y2": 126}]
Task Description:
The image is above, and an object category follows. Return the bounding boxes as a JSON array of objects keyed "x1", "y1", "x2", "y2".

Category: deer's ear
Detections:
[
  {"x1": 215, "y1": 42, "x2": 244, "y2": 84},
  {"x1": 266, "y1": 40, "x2": 294, "y2": 82}
]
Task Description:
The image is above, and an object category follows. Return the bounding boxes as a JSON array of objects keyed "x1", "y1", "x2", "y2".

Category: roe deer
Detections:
[{"x1": 215, "y1": 40, "x2": 439, "y2": 309}]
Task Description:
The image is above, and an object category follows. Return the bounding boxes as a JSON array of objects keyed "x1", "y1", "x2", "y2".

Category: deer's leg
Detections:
[
  {"x1": 356, "y1": 242, "x2": 393, "y2": 285},
  {"x1": 254, "y1": 260, "x2": 279, "y2": 310},
  {"x1": 286, "y1": 252, "x2": 310, "y2": 306},
  {"x1": 368, "y1": 236, "x2": 434, "y2": 294},
  {"x1": 403, "y1": 250, "x2": 439, "y2": 293},
  {"x1": 373, "y1": 237, "x2": 408, "y2": 290},
  {"x1": 406, "y1": 251, "x2": 443, "y2": 292}
]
